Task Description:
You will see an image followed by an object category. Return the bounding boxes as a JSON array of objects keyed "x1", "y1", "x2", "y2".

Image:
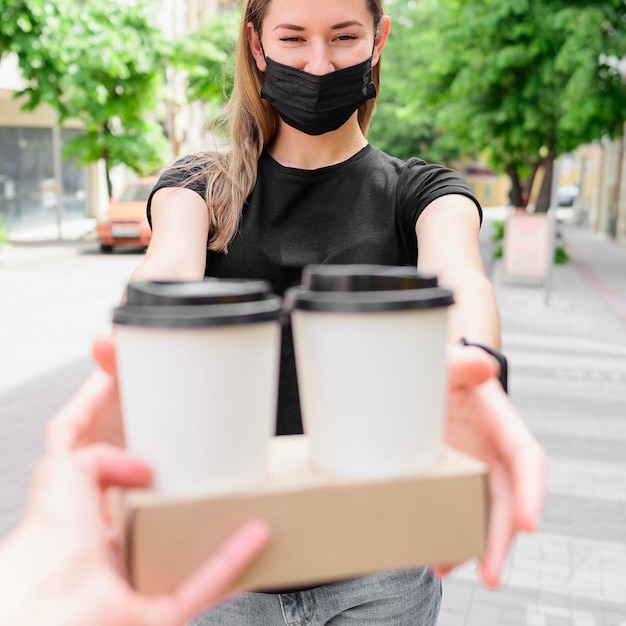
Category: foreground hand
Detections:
[
  {"x1": 0, "y1": 445, "x2": 270, "y2": 626},
  {"x1": 436, "y1": 344, "x2": 546, "y2": 588},
  {"x1": 46, "y1": 335, "x2": 123, "y2": 452}
]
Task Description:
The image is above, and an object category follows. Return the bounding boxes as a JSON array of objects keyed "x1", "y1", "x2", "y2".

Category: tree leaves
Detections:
[
  {"x1": 370, "y1": 0, "x2": 626, "y2": 209},
  {"x1": 169, "y1": 10, "x2": 239, "y2": 105},
  {"x1": 1, "y1": 0, "x2": 170, "y2": 190}
]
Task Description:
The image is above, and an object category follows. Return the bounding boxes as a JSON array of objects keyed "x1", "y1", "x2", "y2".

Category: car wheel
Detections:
[{"x1": 100, "y1": 244, "x2": 114, "y2": 254}]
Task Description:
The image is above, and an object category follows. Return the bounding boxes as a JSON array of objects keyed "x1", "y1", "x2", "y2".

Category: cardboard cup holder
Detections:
[{"x1": 125, "y1": 435, "x2": 488, "y2": 594}]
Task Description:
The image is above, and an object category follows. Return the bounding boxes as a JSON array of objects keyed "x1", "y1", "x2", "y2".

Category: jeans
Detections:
[{"x1": 190, "y1": 567, "x2": 441, "y2": 625}]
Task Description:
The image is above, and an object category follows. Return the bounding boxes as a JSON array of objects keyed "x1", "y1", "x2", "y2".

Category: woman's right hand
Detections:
[{"x1": 46, "y1": 336, "x2": 124, "y2": 452}]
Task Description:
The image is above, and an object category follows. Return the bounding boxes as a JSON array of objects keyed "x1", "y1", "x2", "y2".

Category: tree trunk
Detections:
[
  {"x1": 535, "y1": 154, "x2": 555, "y2": 213},
  {"x1": 608, "y1": 138, "x2": 623, "y2": 239},
  {"x1": 102, "y1": 123, "x2": 113, "y2": 199},
  {"x1": 102, "y1": 148, "x2": 113, "y2": 198},
  {"x1": 105, "y1": 163, "x2": 113, "y2": 199},
  {"x1": 506, "y1": 164, "x2": 525, "y2": 208}
]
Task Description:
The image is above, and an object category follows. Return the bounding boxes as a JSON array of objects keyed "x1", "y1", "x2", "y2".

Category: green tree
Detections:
[
  {"x1": 170, "y1": 9, "x2": 240, "y2": 107},
  {"x1": 164, "y1": 8, "x2": 240, "y2": 152},
  {"x1": 420, "y1": 0, "x2": 626, "y2": 211},
  {"x1": 0, "y1": 0, "x2": 42, "y2": 58},
  {"x1": 368, "y1": 0, "x2": 446, "y2": 162},
  {"x1": 1, "y1": 0, "x2": 170, "y2": 196}
]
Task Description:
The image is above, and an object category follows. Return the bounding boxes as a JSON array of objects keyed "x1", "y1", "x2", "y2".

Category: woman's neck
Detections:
[{"x1": 268, "y1": 116, "x2": 368, "y2": 170}]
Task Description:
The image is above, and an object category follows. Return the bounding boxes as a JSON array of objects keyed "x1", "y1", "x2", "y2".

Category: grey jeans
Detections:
[{"x1": 190, "y1": 567, "x2": 441, "y2": 625}]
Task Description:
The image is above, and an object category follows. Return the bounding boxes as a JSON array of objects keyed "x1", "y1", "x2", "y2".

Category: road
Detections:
[{"x1": 0, "y1": 244, "x2": 142, "y2": 395}]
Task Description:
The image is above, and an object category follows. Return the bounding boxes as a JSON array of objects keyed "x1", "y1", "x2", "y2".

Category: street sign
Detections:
[{"x1": 502, "y1": 211, "x2": 553, "y2": 285}]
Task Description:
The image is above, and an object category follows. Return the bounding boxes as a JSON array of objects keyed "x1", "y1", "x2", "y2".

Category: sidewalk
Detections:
[
  {"x1": 439, "y1": 219, "x2": 626, "y2": 625},
  {"x1": 1, "y1": 218, "x2": 97, "y2": 263}
]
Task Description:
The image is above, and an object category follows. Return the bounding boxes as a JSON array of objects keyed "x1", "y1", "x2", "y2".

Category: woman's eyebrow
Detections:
[
  {"x1": 273, "y1": 20, "x2": 365, "y2": 32},
  {"x1": 273, "y1": 23, "x2": 305, "y2": 31},
  {"x1": 332, "y1": 21, "x2": 366, "y2": 30}
]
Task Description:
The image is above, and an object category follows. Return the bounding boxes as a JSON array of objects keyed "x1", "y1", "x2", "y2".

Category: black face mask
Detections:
[{"x1": 260, "y1": 55, "x2": 377, "y2": 136}]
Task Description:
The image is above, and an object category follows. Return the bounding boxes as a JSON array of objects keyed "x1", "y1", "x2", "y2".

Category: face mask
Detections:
[{"x1": 260, "y1": 55, "x2": 377, "y2": 136}]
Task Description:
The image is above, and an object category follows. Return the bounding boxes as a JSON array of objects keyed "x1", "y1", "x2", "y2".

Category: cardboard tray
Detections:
[{"x1": 125, "y1": 435, "x2": 488, "y2": 594}]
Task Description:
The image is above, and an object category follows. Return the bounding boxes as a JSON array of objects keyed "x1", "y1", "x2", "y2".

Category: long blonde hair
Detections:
[{"x1": 189, "y1": 0, "x2": 385, "y2": 253}]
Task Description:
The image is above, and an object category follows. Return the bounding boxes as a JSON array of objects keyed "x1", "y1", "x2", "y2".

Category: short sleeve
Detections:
[
  {"x1": 397, "y1": 158, "x2": 483, "y2": 234},
  {"x1": 146, "y1": 155, "x2": 209, "y2": 228}
]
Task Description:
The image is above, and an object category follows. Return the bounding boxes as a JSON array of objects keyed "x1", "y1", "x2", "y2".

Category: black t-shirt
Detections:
[{"x1": 147, "y1": 144, "x2": 481, "y2": 435}]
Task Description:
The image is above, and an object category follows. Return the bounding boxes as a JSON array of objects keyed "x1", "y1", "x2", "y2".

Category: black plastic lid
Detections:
[
  {"x1": 125, "y1": 279, "x2": 271, "y2": 306},
  {"x1": 301, "y1": 265, "x2": 439, "y2": 292},
  {"x1": 285, "y1": 265, "x2": 454, "y2": 313},
  {"x1": 114, "y1": 279, "x2": 282, "y2": 327},
  {"x1": 285, "y1": 286, "x2": 454, "y2": 313}
]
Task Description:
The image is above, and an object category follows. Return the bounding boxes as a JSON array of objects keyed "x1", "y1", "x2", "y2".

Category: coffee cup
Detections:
[
  {"x1": 284, "y1": 265, "x2": 454, "y2": 480},
  {"x1": 113, "y1": 279, "x2": 282, "y2": 496}
]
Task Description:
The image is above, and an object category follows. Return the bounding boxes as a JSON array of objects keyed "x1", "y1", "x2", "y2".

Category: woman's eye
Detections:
[
  {"x1": 336, "y1": 34, "x2": 358, "y2": 42},
  {"x1": 279, "y1": 37, "x2": 303, "y2": 43}
]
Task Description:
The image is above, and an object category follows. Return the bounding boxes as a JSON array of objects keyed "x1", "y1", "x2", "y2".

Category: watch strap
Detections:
[{"x1": 459, "y1": 338, "x2": 508, "y2": 393}]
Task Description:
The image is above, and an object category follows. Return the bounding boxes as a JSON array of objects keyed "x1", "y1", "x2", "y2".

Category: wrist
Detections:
[{"x1": 459, "y1": 338, "x2": 508, "y2": 393}]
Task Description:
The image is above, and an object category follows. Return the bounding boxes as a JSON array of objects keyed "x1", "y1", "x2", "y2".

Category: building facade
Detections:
[{"x1": 0, "y1": 54, "x2": 94, "y2": 234}]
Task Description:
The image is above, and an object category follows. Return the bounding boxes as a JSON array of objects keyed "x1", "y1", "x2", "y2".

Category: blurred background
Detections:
[{"x1": 1, "y1": 0, "x2": 626, "y2": 242}]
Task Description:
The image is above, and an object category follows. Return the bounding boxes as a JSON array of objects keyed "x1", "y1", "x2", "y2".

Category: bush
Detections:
[
  {"x1": 554, "y1": 243, "x2": 569, "y2": 265},
  {"x1": 491, "y1": 220, "x2": 505, "y2": 259},
  {"x1": 491, "y1": 219, "x2": 506, "y2": 244}
]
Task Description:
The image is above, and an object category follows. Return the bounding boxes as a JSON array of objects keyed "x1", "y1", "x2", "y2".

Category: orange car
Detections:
[{"x1": 96, "y1": 176, "x2": 158, "y2": 253}]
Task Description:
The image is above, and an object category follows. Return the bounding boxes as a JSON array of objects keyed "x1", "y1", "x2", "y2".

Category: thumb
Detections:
[{"x1": 92, "y1": 335, "x2": 117, "y2": 377}]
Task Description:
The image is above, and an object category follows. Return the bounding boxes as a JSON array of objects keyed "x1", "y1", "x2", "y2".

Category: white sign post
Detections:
[{"x1": 502, "y1": 211, "x2": 553, "y2": 286}]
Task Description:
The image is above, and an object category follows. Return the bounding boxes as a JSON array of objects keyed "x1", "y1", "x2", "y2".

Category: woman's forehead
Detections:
[{"x1": 262, "y1": 0, "x2": 375, "y2": 28}]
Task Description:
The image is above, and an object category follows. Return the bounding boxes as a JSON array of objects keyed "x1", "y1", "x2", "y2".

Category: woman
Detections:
[{"x1": 47, "y1": 0, "x2": 545, "y2": 624}]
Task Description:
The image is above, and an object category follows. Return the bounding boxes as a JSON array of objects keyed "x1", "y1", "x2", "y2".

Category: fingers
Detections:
[
  {"x1": 25, "y1": 446, "x2": 152, "y2": 539},
  {"x1": 447, "y1": 344, "x2": 498, "y2": 390},
  {"x1": 473, "y1": 383, "x2": 546, "y2": 587},
  {"x1": 511, "y1": 442, "x2": 546, "y2": 533},
  {"x1": 444, "y1": 373, "x2": 546, "y2": 590},
  {"x1": 45, "y1": 413, "x2": 81, "y2": 454},
  {"x1": 166, "y1": 520, "x2": 271, "y2": 623},
  {"x1": 477, "y1": 380, "x2": 547, "y2": 532},
  {"x1": 92, "y1": 335, "x2": 117, "y2": 377},
  {"x1": 431, "y1": 563, "x2": 459, "y2": 579},
  {"x1": 45, "y1": 336, "x2": 122, "y2": 453},
  {"x1": 73, "y1": 444, "x2": 153, "y2": 490},
  {"x1": 45, "y1": 368, "x2": 111, "y2": 452},
  {"x1": 45, "y1": 367, "x2": 125, "y2": 452},
  {"x1": 139, "y1": 520, "x2": 271, "y2": 626},
  {"x1": 479, "y1": 460, "x2": 514, "y2": 589}
]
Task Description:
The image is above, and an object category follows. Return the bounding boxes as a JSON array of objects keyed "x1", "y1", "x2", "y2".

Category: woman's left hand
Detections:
[{"x1": 435, "y1": 344, "x2": 546, "y2": 588}]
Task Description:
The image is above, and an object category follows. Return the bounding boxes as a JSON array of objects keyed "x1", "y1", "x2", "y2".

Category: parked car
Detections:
[
  {"x1": 96, "y1": 176, "x2": 158, "y2": 253},
  {"x1": 557, "y1": 184, "x2": 580, "y2": 207}
]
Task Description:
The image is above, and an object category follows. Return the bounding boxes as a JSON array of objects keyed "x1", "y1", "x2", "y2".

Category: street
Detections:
[
  {"x1": 0, "y1": 243, "x2": 142, "y2": 394},
  {"x1": 1, "y1": 222, "x2": 626, "y2": 625}
]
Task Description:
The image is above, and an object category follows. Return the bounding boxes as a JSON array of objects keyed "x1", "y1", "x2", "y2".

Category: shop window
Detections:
[{"x1": 0, "y1": 127, "x2": 86, "y2": 231}]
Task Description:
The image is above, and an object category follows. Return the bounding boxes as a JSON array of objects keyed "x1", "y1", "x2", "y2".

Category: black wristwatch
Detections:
[{"x1": 459, "y1": 338, "x2": 508, "y2": 393}]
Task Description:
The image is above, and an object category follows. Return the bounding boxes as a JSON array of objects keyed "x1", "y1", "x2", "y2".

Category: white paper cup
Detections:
[
  {"x1": 285, "y1": 266, "x2": 454, "y2": 480},
  {"x1": 113, "y1": 280, "x2": 282, "y2": 496}
]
